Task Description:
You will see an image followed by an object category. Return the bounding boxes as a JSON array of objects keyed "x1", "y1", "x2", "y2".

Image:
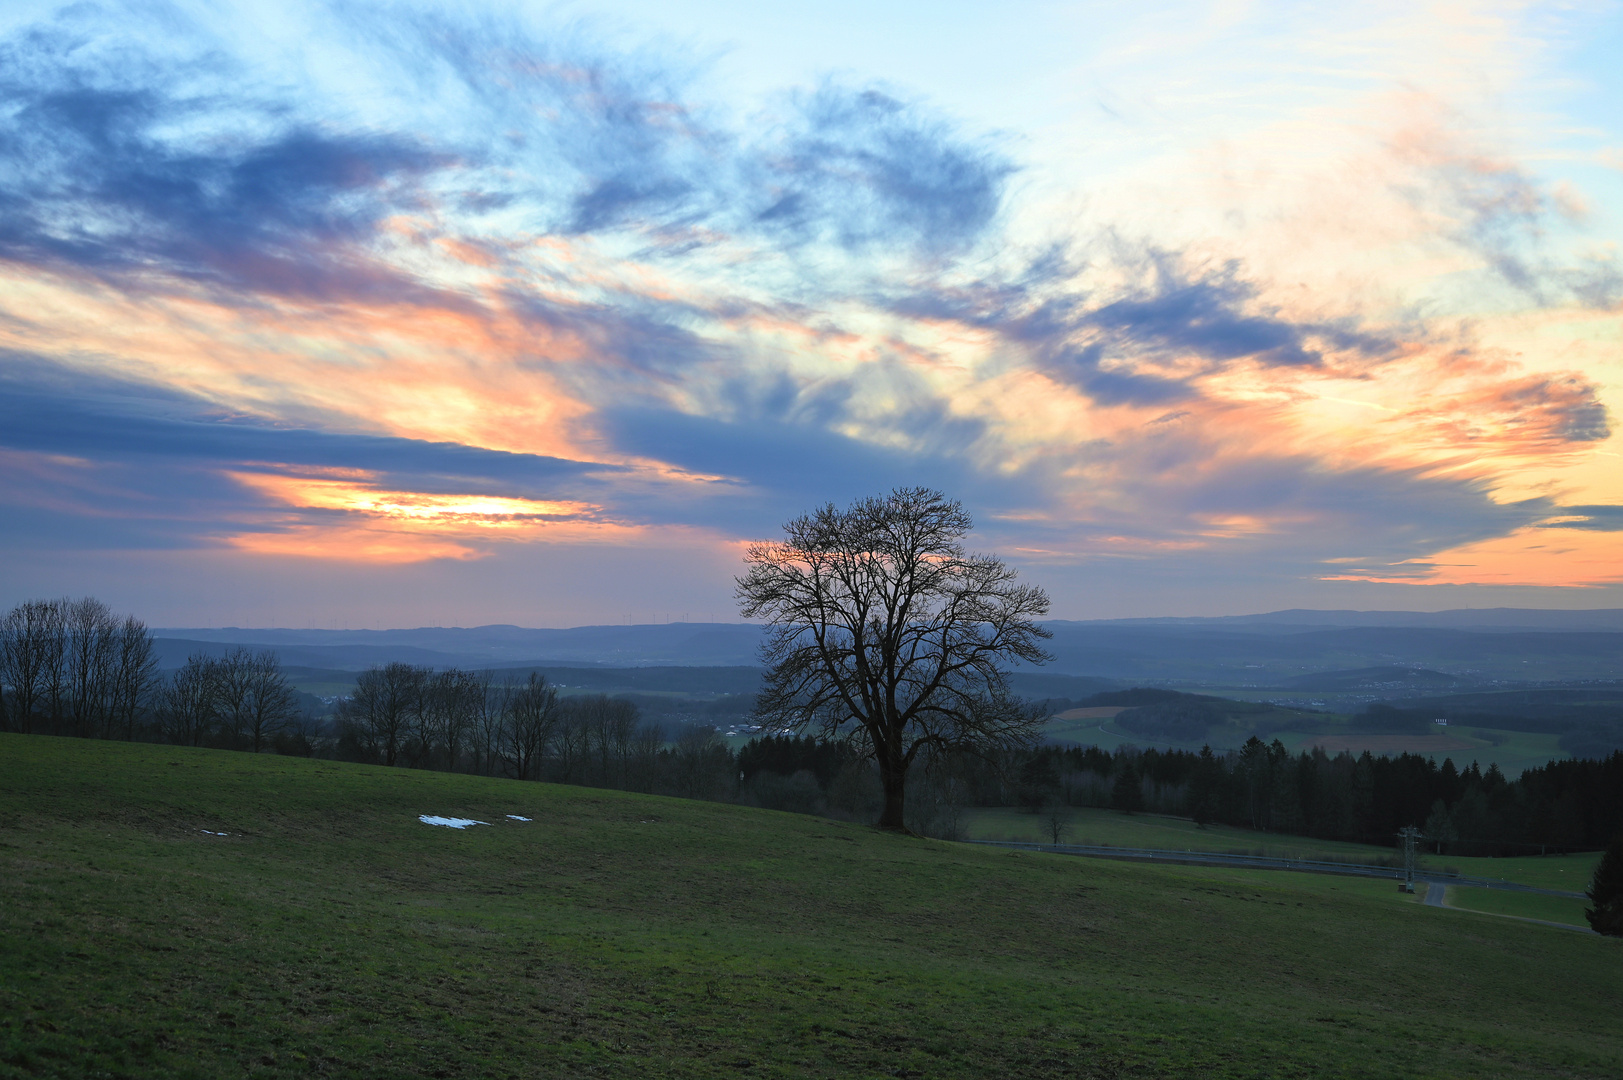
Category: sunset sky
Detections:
[{"x1": 2, "y1": 0, "x2": 1621, "y2": 627}]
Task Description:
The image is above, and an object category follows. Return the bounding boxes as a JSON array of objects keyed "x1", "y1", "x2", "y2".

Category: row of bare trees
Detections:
[
  {"x1": 0, "y1": 597, "x2": 158, "y2": 739},
  {"x1": 163, "y1": 649, "x2": 302, "y2": 751},
  {"x1": 336, "y1": 662, "x2": 735, "y2": 798},
  {"x1": 2, "y1": 597, "x2": 737, "y2": 800}
]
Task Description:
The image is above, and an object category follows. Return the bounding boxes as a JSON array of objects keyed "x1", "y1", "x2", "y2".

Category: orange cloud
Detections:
[
  {"x1": 222, "y1": 470, "x2": 643, "y2": 562},
  {"x1": 227, "y1": 525, "x2": 481, "y2": 564},
  {"x1": 231, "y1": 472, "x2": 597, "y2": 527},
  {"x1": 1321, "y1": 526, "x2": 1623, "y2": 587}
]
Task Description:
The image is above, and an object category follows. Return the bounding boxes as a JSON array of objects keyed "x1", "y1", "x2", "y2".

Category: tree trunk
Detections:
[{"x1": 878, "y1": 757, "x2": 908, "y2": 831}]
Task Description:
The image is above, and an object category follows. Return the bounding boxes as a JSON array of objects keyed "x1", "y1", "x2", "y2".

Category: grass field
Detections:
[
  {"x1": 1444, "y1": 887, "x2": 1592, "y2": 928},
  {"x1": 3, "y1": 734, "x2": 1620, "y2": 1079},
  {"x1": 1438, "y1": 852, "x2": 1600, "y2": 891},
  {"x1": 967, "y1": 806, "x2": 1406, "y2": 861},
  {"x1": 967, "y1": 808, "x2": 1603, "y2": 889}
]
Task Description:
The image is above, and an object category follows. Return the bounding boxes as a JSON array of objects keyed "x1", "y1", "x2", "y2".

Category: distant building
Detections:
[{"x1": 1434, "y1": 718, "x2": 1448, "y2": 726}]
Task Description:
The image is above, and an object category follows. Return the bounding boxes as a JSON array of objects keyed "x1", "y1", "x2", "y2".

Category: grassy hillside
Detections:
[{"x1": 2, "y1": 735, "x2": 1619, "y2": 1079}]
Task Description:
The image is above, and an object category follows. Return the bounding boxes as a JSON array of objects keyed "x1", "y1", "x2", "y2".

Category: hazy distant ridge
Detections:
[
  {"x1": 1052, "y1": 607, "x2": 1623, "y2": 631},
  {"x1": 151, "y1": 609, "x2": 1623, "y2": 682}
]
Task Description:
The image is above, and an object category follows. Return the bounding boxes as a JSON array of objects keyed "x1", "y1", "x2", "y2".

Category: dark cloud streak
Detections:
[{"x1": 0, "y1": 360, "x2": 612, "y2": 498}]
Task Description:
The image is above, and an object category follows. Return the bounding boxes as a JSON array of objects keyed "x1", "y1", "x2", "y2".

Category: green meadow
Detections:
[
  {"x1": 965, "y1": 807, "x2": 1603, "y2": 888},
  {"x1": 2, "y1": 734, "x2": 1619, "y2": 1079},
  {"x1": 1442, "y1": 887, "x2": 1592, "y2": 928},
  {"x1": 965, "y1": 807, "x2": 1405, "y2": 862}
]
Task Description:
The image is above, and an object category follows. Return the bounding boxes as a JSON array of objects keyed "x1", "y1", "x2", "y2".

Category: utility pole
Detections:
[{"x1": 1398, "y1": 826, "x2": 1422, "y2": 893}]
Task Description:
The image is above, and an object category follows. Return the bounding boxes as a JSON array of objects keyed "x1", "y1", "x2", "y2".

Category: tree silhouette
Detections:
[
  {"x1": 1587, "y1": 831, "x2": 1623, "y2": 936},
  {"x1": 737, "y1": 488, "x2": 1051, "y2": 831}
]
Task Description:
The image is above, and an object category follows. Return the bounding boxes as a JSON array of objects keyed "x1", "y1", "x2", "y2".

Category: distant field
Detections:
[
  {"x1": 1445, "y1": 887, "x2": 1592, "y2": 928},
  {"x1": 1437, "y1": 852, "x2": 1601, "y2": 891},
  {"x1": 1305, "y1": 733, "x2": 1477, "y2": 755},
  {"x1": 971, "y1": 807, "x2": 1406, "y2": 863},
  {"x1": 1040, "y1": 716, "x2": 1142, "y2": 748},
  {"x1": 4, "y1": 735, "x2": 1619, "y2": 1079},
  {"x1": 966, "y1": 806, "x2": 1604, "y2": 890},
  {"x1": 1049, "y1": 706, "x2": 1128, "y2": 721}
]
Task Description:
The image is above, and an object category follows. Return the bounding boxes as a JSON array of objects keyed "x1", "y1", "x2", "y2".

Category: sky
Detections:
[{"x1": 1, "y1": 0, "x2": 1621, "y2": 628}]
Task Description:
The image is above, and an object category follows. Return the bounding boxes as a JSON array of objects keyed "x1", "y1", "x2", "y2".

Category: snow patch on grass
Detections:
[
  {"x1": 506, "y1": 815, "x2": 531, "y2": 821},
  {"x1": 419, "y1": 815, "x2": 488, "y2": 829}
]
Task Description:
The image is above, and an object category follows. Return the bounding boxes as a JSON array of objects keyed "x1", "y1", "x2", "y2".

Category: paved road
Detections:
[{"x1": 1425, "y1": 882, "x2": 1447, "y2": 906}]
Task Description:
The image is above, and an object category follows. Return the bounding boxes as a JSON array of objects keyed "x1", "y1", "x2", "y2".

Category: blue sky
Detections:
[{"x1": 1, "y1": 0, "x2": 1621, "y2": 627}]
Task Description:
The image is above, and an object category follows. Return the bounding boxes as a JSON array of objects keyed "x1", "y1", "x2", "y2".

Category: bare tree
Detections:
[
  {"x1": 737, "y1": 487, "x2": 1051, "y2": 831},
  {"x1": 552, "y1": 697, "x2": 591, "y2": 783},
  {"x1": 574, "y1": 694, "x2": 639, "y2": 788},
  {"x1": 38, "y1": 600, "x2": 68, "y2": 733},
  {"x1": 162, "y1": 654, "x2": 220, "y2": 747},
  {"x1": 212, "y1": 648, "x2": 253, "y2": 748},
  {"x1": 111, "y1": 615, "x2": 158, "y2": 741},
  {"x1": 499, "y1": 672, "x2": 559, "y2": 780},
  {"x1": 470, "y1": 671, "x2": 504, "y2": 775},
  {"x1": 436, "y1": 668, "x2": 486, "y2": 771},
  {"x1": 1, "y1": 600, "x2": 61, "y2": 733},
  {"x1": 238, "y1": 650, "x2": 298, "y2": 752},
  {"x1": 629, "y1": 720, "x2": 665, "y2": 793},
  {"x1": 1046, "y1": 800, "x2": 1069, "y2": 846},
  {"x1": 341, "y1": 662, "x2": 424, "y2": 766},
  {"x1": 65, "y1": 597, "x2": 117, "y2": 738}
]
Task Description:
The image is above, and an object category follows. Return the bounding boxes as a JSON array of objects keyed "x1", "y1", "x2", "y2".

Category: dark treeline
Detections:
[
  {"x1": 1004, "y1": 739, "x2": 1623, "y2": 854},
  {"x1": 729, "y1": 734, "x2": 1623, "y2": 853}
]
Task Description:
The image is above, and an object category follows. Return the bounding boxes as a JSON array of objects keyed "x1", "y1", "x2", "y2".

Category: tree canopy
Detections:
[
  {"x1": 735, "y1": 487, "x2": 1051, "y2": 830},
  {"x1": 1587, "y1": 831, "x2": 1623, "y2": 936}
]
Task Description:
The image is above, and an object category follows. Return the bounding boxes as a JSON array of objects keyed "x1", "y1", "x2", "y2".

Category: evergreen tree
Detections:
[
  {"x1": 1586, "y1": 831, "x2": 1623, "y2": 937},
  {"x1": 1112, "y1": 760, "x2": 1143, "y2": 814},
  {"x1": 1188, "y1": 745, "x2": 1220, "y2": 826}
]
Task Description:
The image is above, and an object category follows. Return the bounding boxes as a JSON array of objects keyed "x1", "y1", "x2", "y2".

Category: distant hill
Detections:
[
  {"x1": 1063, "y1": 608, "x2": 1623, "y2": 632},
  {"x1": 153, "y1": 608, "x2": 1623, "y2": 683},
  {"x1": 153, "y1": 622, "x2": 764, "y2": 670}
]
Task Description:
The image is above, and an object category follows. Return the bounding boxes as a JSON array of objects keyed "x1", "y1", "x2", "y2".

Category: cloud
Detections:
[
  {"x1": 0, "y1": 22, "x2": 455, "y2": 306},
  {"x1": 1543, "y1": 505, "x2": 1623, "y2": 532},
  {"x1": 1320, "y1": 525, "x2": 1623, "y2": 588},
  {"x1": 749, "y1": 84, "x2": 1014, "y2": 255},
  {"x1": 887, "y1": 251, "x2": 1408, "y2": 409},
  {"x1": 0, "y1": 358, "x2": 610, "y2": 496},
  {"x1": 0, "y1": 0, "x2": 1616, "y2": 607},
  {"x1": 1390, "y1": 100, "x2": 1623, "y2": 309}
]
